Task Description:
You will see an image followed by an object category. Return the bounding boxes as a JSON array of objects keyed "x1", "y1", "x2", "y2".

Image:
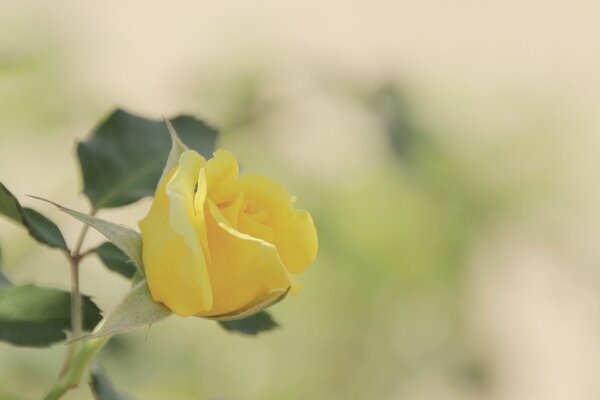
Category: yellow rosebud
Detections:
[{"x1": 138, "y1": 149, "x2": 318, "y2": 318}]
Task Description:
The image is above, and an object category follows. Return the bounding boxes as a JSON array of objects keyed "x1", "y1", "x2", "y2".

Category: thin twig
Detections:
[
  {"x1": 60, "y1": 207, "x2": 97, "y2": 376},
  {"x1": 70, "y1": 207, "x2": 97, "y2": 337}
]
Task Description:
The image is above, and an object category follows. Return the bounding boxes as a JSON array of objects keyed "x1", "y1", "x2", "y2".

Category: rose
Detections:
[{"x1": 138, "y1": 149, "x2": 318, "y2": 318}]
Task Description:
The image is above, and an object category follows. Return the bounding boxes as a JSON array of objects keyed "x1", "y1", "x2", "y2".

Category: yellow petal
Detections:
[
  {"x1": 204, "y1": 149, "x2": 239, "y2": 203},
  {"x1": 192, "y1": 164, "x2": 212, "y2": 266},
  {"x1": 166, "y1": 151, "x2": 206, "y2": 253},
  {"x1": 139, "y1": 151, "x2": 213, "y2": 317},
  {"x1": 237, "y1": 175, "x2": 318, "y2": 273},
  {"x1": 237, "y1": 175, "x2": 292, "y2": 205},
  {"x1": 272, "y1": 209, "x2": 318, "y2": 273},
  {"x1": 204, "y1": 288, "x2": 289, "y2": 321},
  {"x1": 218, "y1": 191, "x2": 245, "y2": 229},
  {"x1": 238, "y1": 211, "x2": 275, "y2": 243},
  {"x1": 200, "y1": 200, "x2": 291, "y2": 317}
]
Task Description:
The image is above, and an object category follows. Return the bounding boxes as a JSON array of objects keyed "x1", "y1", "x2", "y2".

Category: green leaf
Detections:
[
  {"x1": 0, "y1": 246, "x2": 11, "y2": 287},
  {"x1": 93, "y1": 243, "x2": 136, "y2": 279},
  {"x1": 0, "y1": 183, "x2": 68, "y2": 250},
  {"x1": 0, "y1": 272, "x2": 10, "y2": 288},
  {"x1": 85, "y1": 281, "x2": 170, "y2": 340},
  {"x1": 31, "y1": 197, "x2": 144, "y2": 276},
  {"x1": 0, "y1": 284, "x2": 102, "y2": 347},
  {"x1": 89, "y1": 363, "x2": 136, "y2": 400},
  {"x1": 218, "y1": 311, "x2": 278, "y2": 336},
  {"x1": 77, "y1": 109, "x2": 218, "y2": 209}
]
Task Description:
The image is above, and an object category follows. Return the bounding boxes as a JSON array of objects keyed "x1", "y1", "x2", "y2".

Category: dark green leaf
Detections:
[
  {"x1": 0, "y1": 183, "x2": 68, "y2": 250},
  {"x1": 85, "y1": 281, "x2": 170, "y2": 340},
  {"x1": 0, "y1": 284, "x2": 102, "y2": 347},
  {"x1": 218, "y1": 311, "x2": 278, "y2": 336},
  {"x1": 21, "y1": 208, "x2": 69, "y2": 250},
  {"x1": 0, "y1": 272, "x2": 10, "y2": 288},
  {"x1": 0, "y1": 184, "x2": 21, "y2": 222},
  {"x1": 0, "y1": 246, "x2": 11, "y2": 287},
  {"x1": 77, "y1": 109, "x2": 218, "y2": 209},
  {"x1": 93, "y1": 242, "x2": 136, "y2": 279},
  {"x1": 90, "y1": 363, "x2": 136, "y2": 400}
]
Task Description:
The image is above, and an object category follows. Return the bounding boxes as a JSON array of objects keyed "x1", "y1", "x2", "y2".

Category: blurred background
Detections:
[{"x1": 2, "y1": 1, "x2": 600, "y2": 399}]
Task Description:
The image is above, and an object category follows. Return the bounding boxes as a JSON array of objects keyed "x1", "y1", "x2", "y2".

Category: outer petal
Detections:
[
  {"x1": 272, "y1": 209, "x2": 318, "y2": 274},
  {"x1": 200, "y1": 200, "x2": 291, "y2": 317},
  {"x1": 205, "y1": 288, "x2": 289, "y2": 321},
  {"x1": 139, "y1": 151, "x2": 213, "y2": 316},
  {"x1": 237, "y1": 175, "x2": 318, "y2": 273}
]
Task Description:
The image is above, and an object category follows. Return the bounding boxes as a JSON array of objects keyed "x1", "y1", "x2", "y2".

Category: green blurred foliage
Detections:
[{"x1": 0, "y1": 42, "x2": 82, "y2": 136}]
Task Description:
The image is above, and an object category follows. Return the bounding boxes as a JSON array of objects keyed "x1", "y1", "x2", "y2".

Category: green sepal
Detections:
[{"x1": 82, "y1": 281, "x2": 170, "y2": 340}]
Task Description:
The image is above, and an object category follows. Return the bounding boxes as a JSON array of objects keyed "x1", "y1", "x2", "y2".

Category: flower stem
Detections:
[
  {"x1": 48, "y1": 207, "x2": 100, "y2": 397},
  {"x1": 43, "y1": 335, "x2": 110, "y2": 400},
  {"x1": 65, "y1": 255, "x2": 82, "y2": 365}
]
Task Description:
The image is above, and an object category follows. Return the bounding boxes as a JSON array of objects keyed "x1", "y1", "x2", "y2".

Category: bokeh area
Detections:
[{"x1": 2, "y1": 1, "x2": 600, "y2": 399}]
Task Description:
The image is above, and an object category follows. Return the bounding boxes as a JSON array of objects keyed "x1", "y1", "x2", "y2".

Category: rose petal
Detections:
[
  {"x1": 139, "y1": 152, "x2": 213, "y2": 317},
  {"x1": 217, "y1": 191, "x2": 245, "y2": 229},
  {"x1": 204, "y1": 149, "x2": 239, "y2": 203},
  {"x1": 272, "y1": 208, "x2": 318, "y2": 274},
  {"x1": 237, "y1": 175, "x2": 318, "y2": 273},
  {"x1": 201, "y1": 200, "x2": 291, "y2": 317},
  {"x1": 237, "y1": 175, "x2": 293, "y2": 205},
  {"x1": 238, "y1": 212, "x2": 275, "y2": 243},
  {"x1": 204, "y1": 288, "x2": 289, "y2": 321}
]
